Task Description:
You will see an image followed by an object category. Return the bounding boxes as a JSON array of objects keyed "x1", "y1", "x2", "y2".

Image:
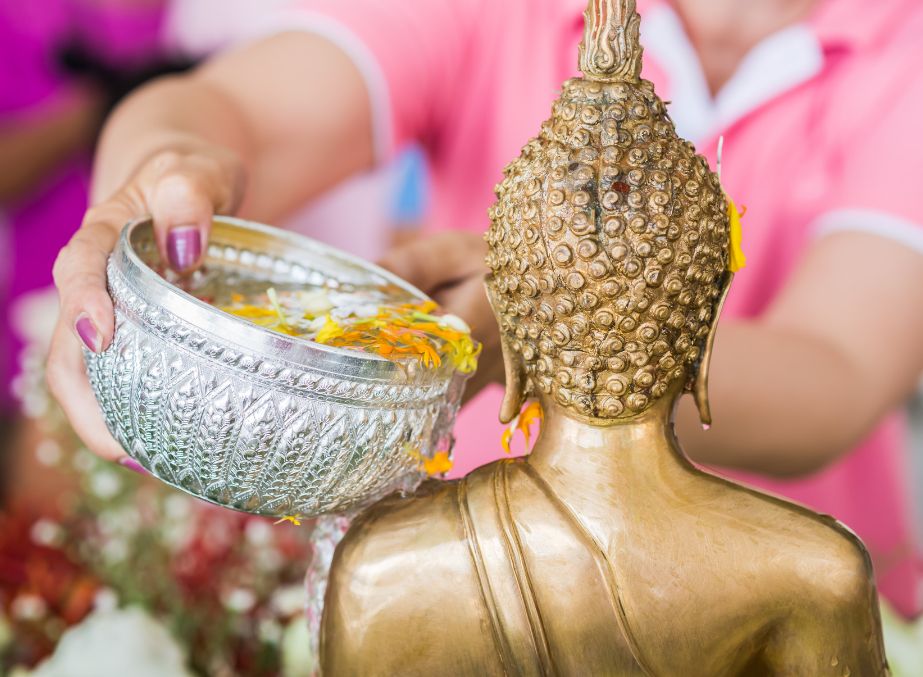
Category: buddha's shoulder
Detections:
[
  {"x1": 333, "y1": 478, "x2": 462, "y2": 566},
  {"x1": 674, "y1": 470, "x2": 873, "y2": 586},
  {"x1": 323, "y1": 470, "x2": 511, "y2": 676},
  {"x1": 334, "y1": 459, "x2": 563, "y2": 566}
]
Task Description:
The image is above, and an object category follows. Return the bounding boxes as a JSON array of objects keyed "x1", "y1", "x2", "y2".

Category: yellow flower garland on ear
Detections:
[{"x1": 727, "y1": 198, "x2": 747, "y2": 273}]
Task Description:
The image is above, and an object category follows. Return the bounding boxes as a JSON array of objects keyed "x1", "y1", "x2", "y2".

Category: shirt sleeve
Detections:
[
  {"x1": 253, "y1": 0, "x2": 485, "y2": 164},
  {"x1": 814, "y1": 60, "x2": 923, "y2": 255}
]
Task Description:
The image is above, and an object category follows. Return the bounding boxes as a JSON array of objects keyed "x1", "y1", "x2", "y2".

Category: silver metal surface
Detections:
[{"x1": 85, "y1": 217, "x2": 468, "y2": 517}]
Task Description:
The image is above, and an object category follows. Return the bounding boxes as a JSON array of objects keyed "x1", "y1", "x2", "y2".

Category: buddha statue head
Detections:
[{"x1": 485, "y1": 0, "x2": 733, "y2": 426}]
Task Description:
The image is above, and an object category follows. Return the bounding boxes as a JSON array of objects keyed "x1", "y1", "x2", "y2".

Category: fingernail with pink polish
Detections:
[
  {"x1": 118, "y1": 457, "x2": 148, "y2": 475},
  {"x1": 75, "y1": 314, "x2": 101, "y2": 353},
  {"x1": 167, "y1": 226, "x2": 202, "y2": 271}
]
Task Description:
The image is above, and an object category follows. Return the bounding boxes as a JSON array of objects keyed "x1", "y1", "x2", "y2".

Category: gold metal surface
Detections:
[{"x1": 320, "y1": 1, "x2": 889, "y2": 674}]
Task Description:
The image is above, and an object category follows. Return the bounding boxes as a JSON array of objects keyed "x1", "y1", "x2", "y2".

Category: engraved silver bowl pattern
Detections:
[{"x1": 85, "y1": 217, "x2": 468, "y2": 517}]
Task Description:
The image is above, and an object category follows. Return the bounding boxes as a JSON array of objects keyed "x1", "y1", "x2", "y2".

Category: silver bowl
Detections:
[{"x1": 85, "y1": 217, "x2": 468, "y2": 517}]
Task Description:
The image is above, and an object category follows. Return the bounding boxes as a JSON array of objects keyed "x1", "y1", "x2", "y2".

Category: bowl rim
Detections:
[{"x1": 112, "y1": 216, "x2": 456, "y2": 383}]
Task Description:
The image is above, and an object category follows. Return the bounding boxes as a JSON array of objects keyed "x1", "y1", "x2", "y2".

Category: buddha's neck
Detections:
[{"x1": 526, "y1": 392, "x2": 699, "y2": 523}]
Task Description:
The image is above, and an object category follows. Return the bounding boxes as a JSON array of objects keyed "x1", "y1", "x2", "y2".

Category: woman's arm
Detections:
[
  {"x1": 677, "y1": 230, "x2": 923, "y2": 477},
  {"x1": 91, "y1": 31, "x2": 374, "y2": 219}
]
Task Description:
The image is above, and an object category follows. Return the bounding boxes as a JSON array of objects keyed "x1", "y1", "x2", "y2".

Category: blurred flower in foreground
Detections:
[
  {"x1": 29, "y1": 607, "x2": 193, "y2": 677},
  {"x1": 2, "y1": 336, "x2": 316, "y2": 676}
]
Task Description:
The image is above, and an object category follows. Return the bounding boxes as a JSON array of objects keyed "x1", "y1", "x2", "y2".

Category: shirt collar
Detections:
[
  {"x1": 809, "y1": 0, "x2": 910, "y2": 51},
  {"x1": 566, "y1": 0, "x2": 910, "y2": 141},
  {"x1": 638, "y1": 2, "x2": 823, "y2": 141},
  {"x1": 569, "y1": 0, "x2": 909, "y2": 51}
]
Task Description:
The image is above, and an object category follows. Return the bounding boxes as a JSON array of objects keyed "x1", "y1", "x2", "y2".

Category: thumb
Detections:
[{"x1": 137, "y1": 149, "x2": 244, "y2": 273}]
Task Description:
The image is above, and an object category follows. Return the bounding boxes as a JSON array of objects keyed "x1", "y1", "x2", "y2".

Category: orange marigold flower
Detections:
[
  {"x1": 404, "y1": 443, "x2": 454, "y2": 477},
  {"x1": 421, "y1": 450, "x2": 453, "y2": 476},
  {"x1": 501, "y1": 401, "x2": 544, "y2": 454}
]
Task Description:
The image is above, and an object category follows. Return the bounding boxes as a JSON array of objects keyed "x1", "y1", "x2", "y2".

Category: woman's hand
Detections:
[
  {"x1": 378, "y1": 231, "x2": 503, "y2": 400},
  {"x1": 47, "y1": 144, "x2": 245, "y2": 461},
  {"x1": 46, "y1": 30, "x2": 377, "y2": 461}
]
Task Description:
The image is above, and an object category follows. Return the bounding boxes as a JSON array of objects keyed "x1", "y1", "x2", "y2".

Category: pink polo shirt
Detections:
[{"x1": 273, "y1": 0, "x2": 923, "y2": 617}]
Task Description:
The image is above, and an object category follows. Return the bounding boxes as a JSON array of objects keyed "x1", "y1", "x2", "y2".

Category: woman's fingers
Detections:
[
  {"x1": 48, "y1": 145, "x2": 246, "y2": 460},
  {"x1": 378, "y1": 230, "x2": 487, "y2": 294},
  {"x1": 51, "y1": 205, "x2": 128, "y2": 461},
  {"x1": 53, "y1": 208, "x2": 124, "y2": 353},
  {"x1": 46, "y1": 320, "x2": 126, "y2": 461}
]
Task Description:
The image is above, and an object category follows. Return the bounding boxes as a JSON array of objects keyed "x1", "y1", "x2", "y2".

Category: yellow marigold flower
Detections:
[
  {"x1": 414, "y1": 341, "x2": 442, "y2": 368},
  {"x1": 221, "y1": 292, "x2": 480, "y2": 374},
  {"x1": 315, "y1": 315, "x2": 344, "y2": 344},
  {"x1": 451, "y1": 339, "x2": 482, "y2": 374},
  {"x1": 221, "y1": 304, "x2": 276, "y2": 319},
  {"x1": 501, "y1": 427, "x2": 514, "y2": 455},
  {"x1": 727, "y1": 198, "x2": 747, "y2": 273}
]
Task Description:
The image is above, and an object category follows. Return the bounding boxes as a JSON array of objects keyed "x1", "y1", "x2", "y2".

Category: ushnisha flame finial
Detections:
[{"x1": 578, "y1": 0, "x2": 643, "y2": 81}]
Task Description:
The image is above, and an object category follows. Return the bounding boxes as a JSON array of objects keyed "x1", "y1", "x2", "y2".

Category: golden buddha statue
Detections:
[{"x1": 320, "y1": 1, "x2": 889, "y2": 674}]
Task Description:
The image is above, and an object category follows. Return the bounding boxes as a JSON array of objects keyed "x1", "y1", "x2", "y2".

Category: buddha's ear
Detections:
[
  {"x1": 484, "y1": 280, "x2": 527, "y2": 424},
  {"x1": 693, "y1": 272, "x2": 733, "y2": 427},
  {"x1": 497, "y1": 332, "x2": 528, "y2": 424}
]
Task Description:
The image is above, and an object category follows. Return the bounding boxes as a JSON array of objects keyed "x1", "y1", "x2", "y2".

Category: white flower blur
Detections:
[
  {"x1": 163, "y1": 494, "x2": 192, "y2": 520},
  {"x1": 281, "y1": 616, "x2": 313, "y2": 677},
  {"x1": 30, "y1": 607, "x2": 194, "y2": 677},
  {"x1": 11, "y1": 594, "x2": 47, "y2": 621},
  {"x1": 73, "y1": 449, "x2": 96, "y2": 473},
  {"x1": 245, "y1": 519, "x2": 273, "y2": 547},
  {"x1": 438, "y1": 313, "x2": 471, "y2": 333},
  {"x1": 101, "y1": 539, "x2": 128, "y2": 565},
  {"x1": 90, "y1": 470, "x2": 123, "y2": 500},
  {"x1": 258, "y1": 618, "x2": 283, "y2": 645},
  {"x1": 271, "y1": 584, "x2": 306, "y2": 619},
  {"x1": 222, "y1": 588, "x2": 257, "y2": 614},
  {"x1": 29, "y1": 519, "x2": 63, "y2": 547},
  {"x1": 93, "y1": 588, "x2": 119, "y2": 613},
  {"x1": 34, "y1": 439, "x2": 62, "y2": 467}
]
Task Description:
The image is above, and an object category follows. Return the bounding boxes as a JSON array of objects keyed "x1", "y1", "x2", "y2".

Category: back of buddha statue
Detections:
[
  {"x1": 561, "y1": 440, "x2": 891, "y2": 676},
  {"x1": 322, "y1": 449, "x2": 888, "y2": 676},
  {"x1": 321, "y1": 0, "x2": 889, "y2": 673}
]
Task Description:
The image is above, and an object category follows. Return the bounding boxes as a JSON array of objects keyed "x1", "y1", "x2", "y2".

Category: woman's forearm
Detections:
[
  {"x1": 677, "y1": 233, "x2": 923, "y2": 478},
  {"x1": 676, "y1": 322, "x2": 878, "y2": 477},
  {"x1": 90, "y1": 74, "x2": 255, "y2": 204},
  {"x1": 91, "y1": 32, "x2": 374, "y2": 218}
]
